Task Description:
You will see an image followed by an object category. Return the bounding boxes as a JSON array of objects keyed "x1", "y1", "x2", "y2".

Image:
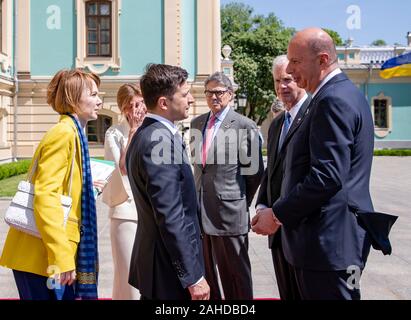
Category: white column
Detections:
[
  {"x1": 164, "y1": 0, "x2": 182, "y2": 66},
  {"x1": 16, "y1": 0, "x2": 31, "y2": 76},
  {"x1": 196, "y1": 0, "x2": 221, "y2": 76}
]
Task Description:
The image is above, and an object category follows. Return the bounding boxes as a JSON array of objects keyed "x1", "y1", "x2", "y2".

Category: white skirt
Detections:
[{"x1": 110, "y1": 218, "x2": 140, "y2": 300}]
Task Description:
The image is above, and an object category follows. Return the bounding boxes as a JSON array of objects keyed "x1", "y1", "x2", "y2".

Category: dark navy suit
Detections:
[
  {"x1": 126, "y1": 117, "x2": 205, "y2": 300},
  {"x1": 256, "y1": 96, "x2": 311, "y2": 300},
  {"x1": 272, "y1": 72, "x2": 375, "y2": 299}
]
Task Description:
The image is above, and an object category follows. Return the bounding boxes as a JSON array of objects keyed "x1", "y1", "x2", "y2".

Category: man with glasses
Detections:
[{"x1": 190, "y1": 72, "x2": 264, "y2": 300}]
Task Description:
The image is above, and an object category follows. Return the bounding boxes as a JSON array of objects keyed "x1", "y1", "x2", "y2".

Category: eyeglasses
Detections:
[{"x1": 204, "y1": 90, "x2": 230, "y2": 98}]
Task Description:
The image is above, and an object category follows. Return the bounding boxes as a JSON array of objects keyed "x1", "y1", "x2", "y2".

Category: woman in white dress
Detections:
[{"x1": 103, "y1": 83, "x2": 146, "y2": 300}]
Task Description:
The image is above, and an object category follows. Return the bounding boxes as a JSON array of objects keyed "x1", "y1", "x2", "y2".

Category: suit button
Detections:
[{"x1": 80, "y1": 225, "x2": 85, "y2": 236}]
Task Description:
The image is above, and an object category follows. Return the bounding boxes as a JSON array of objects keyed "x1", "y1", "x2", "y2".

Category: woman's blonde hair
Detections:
[
  {"x1": 117, "y1": 83, "x2": 142, "y2": 114},
  {"x1": 47, "y1": 69, "x2": 101, "y2": 115}
]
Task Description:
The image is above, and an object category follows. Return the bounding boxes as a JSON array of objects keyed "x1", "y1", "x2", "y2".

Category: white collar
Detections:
[
  {"x1": 287, "y1": 93, "x2": 308, "y2": 121},
  {"x1": 146, "y1": 113, "x2": 178, "y2": 135},
  {"x1": 211, "y1": 105, "x2": 231, "y2": 122},
  {"x1": 312, "y1": 68, "x2": 342, "y2": 98}
]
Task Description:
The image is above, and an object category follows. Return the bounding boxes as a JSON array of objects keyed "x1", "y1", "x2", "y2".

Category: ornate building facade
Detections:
[
  {"x1": 0, "y1": 0, "x2": 222, "y2": 162},
  {"x1": 336, "y1": 34, "x2": 411, "y2": 148}
]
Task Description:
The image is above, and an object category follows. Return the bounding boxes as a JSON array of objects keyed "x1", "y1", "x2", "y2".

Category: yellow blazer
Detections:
[{"x1": 0, "y1": 115, "x2": 83, "y2": 277}]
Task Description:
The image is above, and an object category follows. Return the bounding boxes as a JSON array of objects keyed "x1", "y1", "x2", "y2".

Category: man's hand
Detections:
[
  {"x1": 251, "y1": 208, "x2": 282, "y2": 236},
  {"x1": 188, "y1": 278, "x2": 210, "y2": 300}
]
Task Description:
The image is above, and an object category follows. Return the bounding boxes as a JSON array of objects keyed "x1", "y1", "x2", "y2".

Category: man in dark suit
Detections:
[
  {"x1": 126, "y1": 64, "x2": 210, "y2": 300},
  {"x1": 252, "y1": 28, "x2": 375, "y2": 300},
  {"x1": 190, "y1": 72, "x2": 264, "y2": 300},
  {"x1": 255, "y1": 55, "x2": 310, "y2": 300}
]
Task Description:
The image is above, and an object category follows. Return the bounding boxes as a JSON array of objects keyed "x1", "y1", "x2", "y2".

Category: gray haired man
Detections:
[
  {"x1": 253, "y1": 55, "x2": 310, "y2": 299},
  {"x1": 190, "y1": 72, "x2": 264, "y2": 300}
]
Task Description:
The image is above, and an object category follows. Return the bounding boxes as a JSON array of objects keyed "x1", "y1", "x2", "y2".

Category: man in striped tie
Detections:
[{"x1": 190, "y1": 72, "x2": 264, "y2": 300}]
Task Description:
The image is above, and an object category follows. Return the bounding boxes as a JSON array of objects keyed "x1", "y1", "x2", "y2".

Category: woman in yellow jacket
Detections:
[{"x1": 0, "y1": 69, "x2": 102, "y2": 300}]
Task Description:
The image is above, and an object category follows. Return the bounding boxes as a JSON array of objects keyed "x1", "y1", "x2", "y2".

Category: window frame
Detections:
[
  {"x1": 86, "y1": 1, "x2": 112, "y2": 57},
  {"x1": 371, "y1": 92, "x2": 392, "y2": 138},
  {"x1": 373, "y1": 99, "x2": 388, "y2": 129},
  {"x1": 75, "y1": 0, "x2": 121, "y2": 74},
  {"x1": 87, "y1": 114, "x2": 113, "y2": 145}
]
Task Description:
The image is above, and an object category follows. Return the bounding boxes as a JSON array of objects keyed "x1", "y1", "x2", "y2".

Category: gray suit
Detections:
[{"x1": 190, "y1": 107, "x2": 264, "y2": 299}]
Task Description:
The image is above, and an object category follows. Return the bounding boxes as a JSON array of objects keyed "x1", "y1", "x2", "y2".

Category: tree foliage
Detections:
[
  {"x1": 322, "y1": 28, "x2": 344, "y2": 46},
  {"x1": 372, "y1": 39, "x2": 387, "y2": 46},
  {"x1": 221, "y1": 3, "x2": 294, "y2": 125}
]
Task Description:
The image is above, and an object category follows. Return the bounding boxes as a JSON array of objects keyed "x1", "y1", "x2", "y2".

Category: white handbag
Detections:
[{"x1": 4, "y1": 141, "x2": 76, "y2": 238}]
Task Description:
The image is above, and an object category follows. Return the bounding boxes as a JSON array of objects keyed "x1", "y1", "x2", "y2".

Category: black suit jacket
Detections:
[
  {"x1": 256, "y1": 96, "x2": 311, "y2": 248},
  {"x1": 272, "y1": 72, "x2": 375, "y2": 271},
  {"x1": 126, "y1": 117, "x2": 205, "y2": 299}
]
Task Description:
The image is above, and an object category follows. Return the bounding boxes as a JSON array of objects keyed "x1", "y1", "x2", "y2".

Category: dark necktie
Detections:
[{"x1": 278, "y1": 112, "x2": 291, "y2": 153}]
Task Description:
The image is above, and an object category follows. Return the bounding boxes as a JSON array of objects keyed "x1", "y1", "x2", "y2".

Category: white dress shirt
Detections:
[{"x1": 146, "y1": 113, "x2": 179, "y2": 135}]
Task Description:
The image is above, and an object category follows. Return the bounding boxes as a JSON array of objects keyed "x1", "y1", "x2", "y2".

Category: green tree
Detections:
[
  {"x1": 322, "y1": 28, "x2": 344, "y2": 46},
  {"x1": 221, "y1": 3, "x2": 294, "y2": 125},
  {"x1": 372, "y1": 39, "x2": 387, "y2": 46},
  {"x1": 221, "y1": 2, "x2": 254, "y2": 38}
]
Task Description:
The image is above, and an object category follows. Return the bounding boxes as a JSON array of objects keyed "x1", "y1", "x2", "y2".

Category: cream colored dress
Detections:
[{"x1": 103, "y1": 118, "x2": 139, "y2": 300}]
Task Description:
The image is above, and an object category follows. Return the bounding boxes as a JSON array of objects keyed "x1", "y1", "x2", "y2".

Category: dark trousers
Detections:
[
  {"x1": 271, "y1": 236, "x2": 301, "y2": 300},
  {"x1": 13, "y1": 270, "x2": 75, "y2": 300},
  {"x1": 202, "y1": 233, "x2": 253, "y2": 300},
  {"x1": 291, "y1": 266, "x2": 361, "y2": 300}
]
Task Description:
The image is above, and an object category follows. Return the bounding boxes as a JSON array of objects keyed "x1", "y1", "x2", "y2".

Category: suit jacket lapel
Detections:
[
  {"x1": 267, "y1": 112, "x2": 285, "y2": 184},
  {"x1": 192, "y1": 114, "x2": 208, "y2": 170},
  {"x1": 279, "y1": 96, "x2": 312, "y2": 153}
]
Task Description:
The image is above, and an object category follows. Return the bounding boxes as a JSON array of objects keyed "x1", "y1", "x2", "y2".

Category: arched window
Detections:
[
  {"x1": 87, "y1": 114, "x2": 112, "y2": 144},
  {"x1": 371, "y1": 92, "x2": 392, "y2": 138}
]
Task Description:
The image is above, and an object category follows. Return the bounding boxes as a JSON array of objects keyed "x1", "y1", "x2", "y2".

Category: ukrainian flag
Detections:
[{"x1": 380, "y1": 52, "x2": 411, "y2": 79}]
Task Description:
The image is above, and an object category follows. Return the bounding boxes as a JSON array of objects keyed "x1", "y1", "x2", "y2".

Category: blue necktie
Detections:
[{"x1": 278, "y1": 112, "x2": 291, "y2": 153}]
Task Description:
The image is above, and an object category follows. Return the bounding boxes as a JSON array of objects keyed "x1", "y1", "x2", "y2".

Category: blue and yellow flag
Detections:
[{"x1": 380, "y1": 52, "x2": 411, "y2": 79}]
